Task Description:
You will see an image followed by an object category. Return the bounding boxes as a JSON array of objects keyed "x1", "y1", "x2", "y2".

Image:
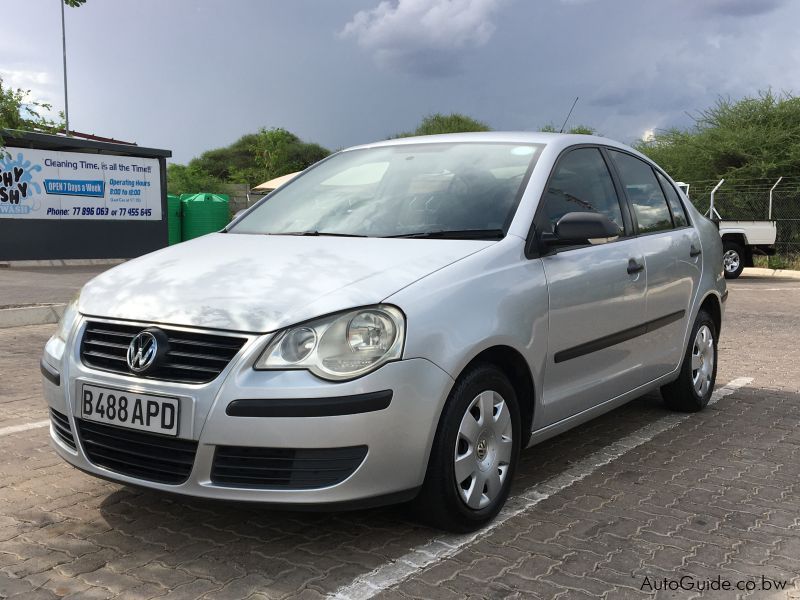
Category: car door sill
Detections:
[{"x1": 526, "y1": 368, "x2": 680, "y2": 448}]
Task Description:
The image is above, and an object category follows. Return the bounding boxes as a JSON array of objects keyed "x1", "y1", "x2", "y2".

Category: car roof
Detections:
[{"x1": 344, "y1": 131, "x2": 642, "y2": 157}]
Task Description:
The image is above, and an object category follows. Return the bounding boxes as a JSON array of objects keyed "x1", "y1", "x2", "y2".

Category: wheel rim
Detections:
[
  {"x1": 691, "y1": 325, "x2": 715, "y2": 397},
  {"x1": 454, "y1": 390, "x2": 513, "y2": 510},
  {"x1": 723, "y1": 249, "x2": 740, "y2": 273}
]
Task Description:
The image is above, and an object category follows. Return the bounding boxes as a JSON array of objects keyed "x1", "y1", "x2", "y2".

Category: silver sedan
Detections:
[{"x1": 42, "y1": 132, "x2": 726, "y2": 531}]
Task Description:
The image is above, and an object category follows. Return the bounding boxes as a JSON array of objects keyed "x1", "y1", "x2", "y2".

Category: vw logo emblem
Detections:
[{"x1": 127, "y1": 331, "x2": 159, "y2": 373}]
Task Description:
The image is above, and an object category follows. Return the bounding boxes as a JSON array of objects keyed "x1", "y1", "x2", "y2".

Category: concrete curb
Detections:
[
  {"x1": 0, "y1": 304, "x2": 66, "y2": 329},
  {"x1": 0, "y1": 259, "x2": 126, "y2": 268},
  {"x1": 743, "y1": 267, "x2": 800, "y2": 280}
]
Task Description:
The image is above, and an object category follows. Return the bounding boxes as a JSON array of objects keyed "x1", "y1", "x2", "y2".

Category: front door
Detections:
[{"x1": 535, "y1": 147, "x2": 648, "y2": 425}]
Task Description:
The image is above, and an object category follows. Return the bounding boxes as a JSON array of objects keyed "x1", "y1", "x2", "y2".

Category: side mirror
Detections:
[{"x1": 540, "y1": 212, "x2": 620, "y2": 248}]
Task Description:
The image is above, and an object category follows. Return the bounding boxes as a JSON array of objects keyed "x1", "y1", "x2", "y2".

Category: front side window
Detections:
[
  {"x1": 537, "y1": 147, "x2": 624, "y2": 234},
  {"x1": 609, "y1": 151, "x2": 673, "y2": 234},
  {"x1": 656, "y1": 171, "x2": 689, "y2": 227},
  {"x1": 230, "y1": 143, "x2": 544, "y2": 238}
]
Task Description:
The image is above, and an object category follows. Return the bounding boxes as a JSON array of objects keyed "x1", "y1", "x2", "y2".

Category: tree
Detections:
[
  {"x1": 188, "y1": 133, "x2": 263, "y2": 184},
  {"x1": 166, "y1": 163, "x2": 227, "y2": 196},
  {"x1": 539, "y1": 124, "x2": 597, "y2": 135},
  {"x1": 394, "y1": 113, "x2": 491, "y2": 137},
  {"x1": 167, "y1": 127, "x2": 330, "y2": 193},
  {"x1": 188, "y1": 128, "x2": 330, "y2": 186},
  {"x1": 250, "y1": 127, "x2": 330, "y2": 181},
  {"x1": 1, "y1": 76, "x2": 64, "y2": 147},
  {"x1": 635, "y1": 90, "x2": 800, "y2": 184}
]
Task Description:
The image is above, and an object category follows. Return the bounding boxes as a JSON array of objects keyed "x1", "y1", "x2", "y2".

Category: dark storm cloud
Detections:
[
  {"x1": 341, "y1": 0, "x2": 505, "y2": 77},
  {"x1": 700, "y1": 0, "x2": 786, "y2": 17},
  {"x1": 590, "y1": 89, "x2": 693, "y2": 113},
  {"x1": 374, "y1": 48, "x2": 465, "y2": 78},
  {"x1": 3, "y1": 0, "x2": 799, "y2": 161},
  {"x1": 590, "y1": 86, "x2": 698, "y2": 118}
]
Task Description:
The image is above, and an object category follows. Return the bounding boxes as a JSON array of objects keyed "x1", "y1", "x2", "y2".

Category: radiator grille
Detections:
[
  {"x1": 76, "y1": 419, "x2": 198, "y2": 484},
  {"x1": 211, "y1": 445, "x2": 368, "y2": 489},
  {"x1": 80, "y1": 321, "x2": 246, "y2": 384}
]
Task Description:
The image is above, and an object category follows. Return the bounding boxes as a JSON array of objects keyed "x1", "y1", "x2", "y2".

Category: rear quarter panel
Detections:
[
  {"x1": 687, "y1": 201, "x2": 726, "y2": 324},
  {"x1": 719, "y1": 221, "x2": 778, "y2": 246}
]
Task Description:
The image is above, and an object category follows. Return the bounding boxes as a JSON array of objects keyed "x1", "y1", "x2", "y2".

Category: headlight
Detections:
[
  {"x1": 255, "y1": 305, "x2": 405, "y2": 381},
  {"x1": 56, "y1": 296, "x2": 80, "y2": 342},
  {"x1": 45, "y1": 295, "x2": 80, "y2": 362}
]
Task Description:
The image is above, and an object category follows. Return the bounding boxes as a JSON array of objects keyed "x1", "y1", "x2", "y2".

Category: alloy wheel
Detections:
[{"x1": 723, "y1": 249, "x2": 740, "y2": 274}]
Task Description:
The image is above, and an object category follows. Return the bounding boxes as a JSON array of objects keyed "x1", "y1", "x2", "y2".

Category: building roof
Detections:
[
  {"x1": 252, "y1": 171, "x2": 301, "y2": 193},
  {"x1": 1, "y1": 130, "x2": 171, "y2": 159}
]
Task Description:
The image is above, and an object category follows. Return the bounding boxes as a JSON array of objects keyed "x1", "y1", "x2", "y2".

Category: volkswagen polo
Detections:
[{"x1": 42, "y1": 133, "x2": 725, "y2": 531}]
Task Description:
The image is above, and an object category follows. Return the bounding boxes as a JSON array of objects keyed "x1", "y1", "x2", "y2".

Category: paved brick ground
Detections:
[{"x1": 1, "y1": 275, "x2": 798, "y2": 599}]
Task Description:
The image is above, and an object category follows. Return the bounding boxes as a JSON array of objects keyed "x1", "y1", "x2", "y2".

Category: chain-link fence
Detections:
[{"x1": 682, "y1": 177, "x2": 800, "y2": 263}]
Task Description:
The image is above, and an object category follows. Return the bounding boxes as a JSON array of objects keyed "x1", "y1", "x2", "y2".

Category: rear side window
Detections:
[
  {"x1": 609, "y1": 151, "x2": 673, "y2": 234},
  {"x1": 538, "y1": 148, "x2": 624, "y2": 234},
  {"x1": 656, "y1": 171, "x2": 688, "y2": 227}
]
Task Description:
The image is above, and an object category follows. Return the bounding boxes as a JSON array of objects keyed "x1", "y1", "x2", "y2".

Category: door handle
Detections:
[
  {"x1": 627, "y1": 258, "x2": 645, "y2": 274},
  {"x1": 690, "y1": 244, "x2": 702, "y2": 257}
]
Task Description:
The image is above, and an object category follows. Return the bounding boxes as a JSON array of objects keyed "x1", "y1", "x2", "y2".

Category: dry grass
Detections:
[{"x1": 753, "y1": 254, "x2": 800, "y2": 271}]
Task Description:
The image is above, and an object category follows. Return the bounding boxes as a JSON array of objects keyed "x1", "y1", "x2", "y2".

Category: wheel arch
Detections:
[
  {"x1": 455, "y1": 345, "x2": 535, "y2": 448},
  {"x1": 697, "y1": 292, "x2": 722, "y2": 337},
  {"x1": 722, "y1": 233, "x2": 753, "y2": 269},
  {"x1": 721, "y1": 232, "x2": 747, "y2": 247}
]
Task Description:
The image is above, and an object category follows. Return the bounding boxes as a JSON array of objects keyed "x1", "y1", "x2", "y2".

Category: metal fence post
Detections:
[
  {"x1": 708, "y1": 179, "x2": 724, "y2": 220},
  {"x1": 769, "y1": 177, "x2": 783, "y2": 220}
]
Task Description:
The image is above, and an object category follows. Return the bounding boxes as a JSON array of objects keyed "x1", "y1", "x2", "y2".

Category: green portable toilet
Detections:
[
  {"x1": 180, "y1": 193, "x2": 230, "y2": 241},
  {"x1": 166, "y1": 194, "x2": 182, "y2": 245}
]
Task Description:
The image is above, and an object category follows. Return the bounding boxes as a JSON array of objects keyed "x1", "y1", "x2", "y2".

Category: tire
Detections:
[
  {"x1": 413, "y1": 363, "x2": 521, "y2": 532},
  {"x1": 661, "y1": 310, "x2": 718, "y2": 412},
  {"x1": 722, "y1": 240, "x2": 745, "y2": 279}
]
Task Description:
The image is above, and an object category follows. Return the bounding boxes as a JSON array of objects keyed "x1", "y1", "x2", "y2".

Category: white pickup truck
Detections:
[{"x1": 677, "y1": 181, "x2": 777, "y2": 279}]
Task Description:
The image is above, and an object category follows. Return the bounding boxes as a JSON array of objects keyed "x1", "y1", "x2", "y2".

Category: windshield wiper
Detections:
[
  {"x1": 387, "y1": 229, "x2": 505, "y2": 240},
  {"x1": 271, "y1": 231, "x2": 368, "y2": 238}
]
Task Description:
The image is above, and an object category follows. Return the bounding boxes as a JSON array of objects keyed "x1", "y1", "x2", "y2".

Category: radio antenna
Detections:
[{"x1": 559, "y1": 96, "x2": 579, "y2": 133}]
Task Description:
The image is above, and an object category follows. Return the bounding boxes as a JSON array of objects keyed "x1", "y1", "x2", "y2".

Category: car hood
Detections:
[{"x1": 78, "y1": 233, "x2": 492, "y2": 333}]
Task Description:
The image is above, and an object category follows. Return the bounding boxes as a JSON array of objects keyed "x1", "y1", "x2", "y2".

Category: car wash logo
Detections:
[{"x1": 0, "y1": 152, "x2": 42, "y2": 215}]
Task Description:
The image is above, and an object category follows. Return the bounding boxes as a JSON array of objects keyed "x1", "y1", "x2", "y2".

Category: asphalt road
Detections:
[
  {"x1": 0, "y1": 266, "x2": 112, "y2": 309},
  {"x1": 1, "y1": 275, "x2": 798, "y2": 599}
]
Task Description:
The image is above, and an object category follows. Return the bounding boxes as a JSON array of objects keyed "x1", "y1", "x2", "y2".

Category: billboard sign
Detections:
[{"x1": 0, "y1": 147, "x2": 162, "y2": 220}]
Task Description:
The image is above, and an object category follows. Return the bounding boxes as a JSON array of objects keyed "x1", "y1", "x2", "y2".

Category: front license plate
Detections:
[{"x1": 80, "y1": 384, "x2": 179, "y2": 436}]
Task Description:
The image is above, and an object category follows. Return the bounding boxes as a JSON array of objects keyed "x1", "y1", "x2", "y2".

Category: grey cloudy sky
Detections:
[{"x1": 2, "y1": 0, "x2": 798, "y2": 163}]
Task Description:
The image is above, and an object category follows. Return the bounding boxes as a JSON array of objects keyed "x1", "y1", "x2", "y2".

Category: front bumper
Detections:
[{"x1": 42, "y1": 317, "x2": 454, "y2": 505}]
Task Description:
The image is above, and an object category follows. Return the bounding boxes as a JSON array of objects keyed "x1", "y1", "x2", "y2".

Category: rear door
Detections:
[
  {"x1": 606, "y1": 151, "x2": 702, "y2": 380},
  {"x1": 536, "y1": 147, "x2": 648, "y2": 425}
]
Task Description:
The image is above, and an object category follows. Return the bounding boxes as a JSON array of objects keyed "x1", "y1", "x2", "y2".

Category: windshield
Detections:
[{"x1": 229, "y1": 142, "x2": 544, "y2": 239}]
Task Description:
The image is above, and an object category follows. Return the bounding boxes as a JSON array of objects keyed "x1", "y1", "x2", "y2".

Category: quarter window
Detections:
[
  {"x1": 656, "y1": 171, "x2": 688, "y2": 227},
  {"x1": 609, "y1": 151, "x2": 673, "y2": 234},
  {"x1": 538, "y1": 148, "x2": 624, "y2": 234}
]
